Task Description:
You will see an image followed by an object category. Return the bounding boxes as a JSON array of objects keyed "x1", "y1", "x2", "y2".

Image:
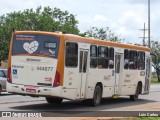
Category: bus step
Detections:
[{"x1": 112, "y1": 95, "x2": 119, "y2": 99}]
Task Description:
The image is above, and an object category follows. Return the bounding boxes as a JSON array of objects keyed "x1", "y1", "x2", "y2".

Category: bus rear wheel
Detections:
[
  {"x1": 45, "y1": 97, "x2": 63, "y2": 104},
  {"x1": 130, "y1": 84, "x2": 139, "y2": 101},
  {"x1": 87, "y1": 85, "x2": 102, "y2": 107}
]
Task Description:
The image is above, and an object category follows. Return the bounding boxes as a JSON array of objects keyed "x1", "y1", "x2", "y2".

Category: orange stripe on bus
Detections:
[
  {"x1": 56, "y1": 35, "x2": 65, "y2": 86},
  {"x1": 63, "y1": 34, "x2": 150, "y2": 52}
]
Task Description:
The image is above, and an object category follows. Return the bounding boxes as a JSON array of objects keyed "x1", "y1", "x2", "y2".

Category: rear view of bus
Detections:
[{"x1": 7, "y1": 31, "x2": 63, "y2": 103}]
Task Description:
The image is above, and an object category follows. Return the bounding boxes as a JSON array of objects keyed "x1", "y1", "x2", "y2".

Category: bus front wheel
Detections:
[
  {"x1": 130, "y1": 84, "x2": 140, "y2": 101},
  {"x1": 87, "y1": 85, "x2": 102, "y2": 107},
  {"x1": 45, "y1": 97, "x2": 63, "y2": 104}
]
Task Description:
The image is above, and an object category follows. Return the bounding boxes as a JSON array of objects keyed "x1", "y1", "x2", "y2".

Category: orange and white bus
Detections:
[{"x1": 7, "y1": 31, "x2": 151, "y2": 106}]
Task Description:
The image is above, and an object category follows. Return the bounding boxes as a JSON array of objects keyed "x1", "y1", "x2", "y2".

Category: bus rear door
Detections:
[
  {"x1": 144, "y1": 57, "x2": 151, "y2": 94},
  {"x1": 114, "y1": 53, "x2": 123, "y2": 96},
  {"x1": 79, "y1": 49, "x2": 89, "y2": 98}
]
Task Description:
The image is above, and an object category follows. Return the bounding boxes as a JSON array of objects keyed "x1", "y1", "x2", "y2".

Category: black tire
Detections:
[
  {"x1": 87, "y1": 85, "x2": 102, "y2": 107},
  {"x1": 130, "y1": 84, "x2": 139, "y2": 101},
  {"x1": 82, "y1": 99, "x2": 90, "y2": 105},
  {"x1": 45, "y1": 97, "x2": 63, "y2": 104}
]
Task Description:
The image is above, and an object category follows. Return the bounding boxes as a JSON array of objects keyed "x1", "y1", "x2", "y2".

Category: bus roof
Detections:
[
  {"x1": 64, "y1": 34, "x2": 150, "y2": 52},
  {"x1": 13, "y1": 31, "x2": 151, "y2": 52}
]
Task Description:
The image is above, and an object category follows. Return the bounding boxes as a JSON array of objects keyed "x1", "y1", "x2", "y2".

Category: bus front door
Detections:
[
  {"x1": 114, "y1": 53, "x2": 122, "y2": 95},
  {"x1": 144, "y1": 58, "x2": 151, "y2": 94},
  {"x1": 79, "y1": 50, "x2": 88, "y2": 98}
]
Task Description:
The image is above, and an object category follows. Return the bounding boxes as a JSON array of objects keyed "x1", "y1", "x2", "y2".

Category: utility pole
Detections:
[
  {"x1": 139, "y1": 23, "x2": 148, "y2": 46},
  {"x1": 148, "y1": 0, "x2": 151, "y2": 48}
]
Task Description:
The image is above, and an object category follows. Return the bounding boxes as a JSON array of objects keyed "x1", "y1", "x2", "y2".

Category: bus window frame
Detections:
[
  {"x1": 90, "y1": 45, "x2": 98, "y2": 68},
  {"x1": 109, "y1": 47, "x2": 114, "y2": 69},
  {"x1": 138, "y1": 51, "x2": 145, "y2": 70},
  {"x1": 124, "y1": 49, "x2": 129, "y2": 69},
  {"x1": 65, "y1": 41, "x2": 78, "y2": 68},
  {"x1": 98, "y1": 46, "x2": 109, "y2": 69},
  {"x1": 129, "y1": 50, "x2": 138, "y2": 70}
]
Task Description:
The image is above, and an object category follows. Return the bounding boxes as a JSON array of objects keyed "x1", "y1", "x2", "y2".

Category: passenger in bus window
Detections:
[
  {"x1": 124, "y1": 59, "x2": 129, "y2": 69},
  {"x1": 109, "y1": 59, "x2": 114, "y2": 69},
  {"x1": 129, "y1": 60, "x2": 134, "y2": 69}
]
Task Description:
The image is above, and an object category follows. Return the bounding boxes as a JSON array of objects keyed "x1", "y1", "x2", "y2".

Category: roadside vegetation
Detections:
[
  {"x1": 138, "y1": 117, "x2": 160, "y2": 120},
  {"x1": 151, "y1": 77, "x2": 159, "y2": 84},
  {"x1": 0, "y1": 6, "x2": 120, "y2": 61}
]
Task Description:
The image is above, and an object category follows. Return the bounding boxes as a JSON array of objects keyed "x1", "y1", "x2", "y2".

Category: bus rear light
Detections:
[
  {"x1": 53, "y1": 71, "x2": 60, "y2": 87},
  {"x1": 7, "y1": 67, "x2": 12, "y2": 83}
]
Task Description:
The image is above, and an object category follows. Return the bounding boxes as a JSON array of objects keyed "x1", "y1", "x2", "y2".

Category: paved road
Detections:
[
  {"x1": 0, "y1": 84, "x2": 160, "y2": 105},
  {"x1": 0, "y1": 84, "x2": 160, "y2": 117},
  {"x1": 0, "y1": 92, "x2": 45, "y2": 104}
]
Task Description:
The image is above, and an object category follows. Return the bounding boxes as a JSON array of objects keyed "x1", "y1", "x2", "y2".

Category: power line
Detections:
[
  {"x1": 148, "y1": 0, "x2": 151, "y2": 48},
  {"x1": 139, "y1": 23, "x2": 148, "y2": 46}
]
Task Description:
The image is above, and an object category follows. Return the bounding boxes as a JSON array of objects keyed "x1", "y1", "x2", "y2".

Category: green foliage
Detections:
[
  {"x1": 0, "y1": 6, "x2": 79, "y2": 61},
  {"x1": 151, "y1": 41, "x2": 160, "y2": 68},
  {"x1": 151, "y1": 40, "x2": 160, "y2": 82},
  {"x1": 151, "y1": 77, "x2": 159, "y2": 84},
  {"x1": 0, "y1": 37, "x2": 10, "y2": 62},
  {"x1": 80, "y1": 27, "x2": 121, "y2": 42},
  {"x1": 138, "y1": 117, "x2": 160, "y2": 120}
]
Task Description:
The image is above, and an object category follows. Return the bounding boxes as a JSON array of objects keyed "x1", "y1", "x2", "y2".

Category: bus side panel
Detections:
[
  {"x1": 121, "y1": 52, "x2": 151, "y2": 96},
  {"x1": 121, "y1": 70, "x2": 140, "y2": 96},
  {"x1": 85, "y1": 68, "x2": 96, "y2": 99},
  {"x1": 61, "y1": 41, "x2": 80, "y2": 100},
  {"x1": 62, "y1": 67, "x2": 80, "y2": 100},
  {"x1": 86, "y1": 69, "x2": 115, "y2": 99}
]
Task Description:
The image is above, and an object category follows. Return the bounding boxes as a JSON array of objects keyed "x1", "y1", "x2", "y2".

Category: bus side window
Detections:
[
  {"x1": 90, "y1": 45, "x2": 97, "y2": 68},
  {"x1": 65, "y1": 42, "x2": 78, "y2": 67},
  {"x1": 98, "y1": 46, "x2": 108, "y2": 69},
  {"x1": 109, "y1": 47, "x2": 114, "y2": 69},
  {"x1": 124, "y1": 49, "x2": 129, "y2": 69},
  {"x1": 129, "y1": 50, "x2": 137, "y2": 69},
  {"x1": 138, "y1": 51, "x2": 145, "y2": 70},
  {"x1": 83, "y1": 51, "x2": 88, "y2": 72},
  {"x1": 79, "y1": 51, "x2": 83, "y2": 72}
]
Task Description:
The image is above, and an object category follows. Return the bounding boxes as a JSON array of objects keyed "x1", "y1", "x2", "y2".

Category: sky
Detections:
[{"x1": 0, "y1": 0, "x2": 160, "y2": 44}]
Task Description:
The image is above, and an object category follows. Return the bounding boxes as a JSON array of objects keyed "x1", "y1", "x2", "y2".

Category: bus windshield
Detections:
[{"x1": 12, "y1": 34, "x2": 60, "y2": 58}]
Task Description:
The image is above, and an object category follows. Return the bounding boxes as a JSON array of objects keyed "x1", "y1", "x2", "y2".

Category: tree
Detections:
[
  {"x1": 80, "y1": 27, "x2": 121, "y2": 42},
  {"x1": 151, "y1": 40, "x2": 160, "y2": 82},
  {"x1": 0, "y1": 6, "x2": 79, "y2": 61}
]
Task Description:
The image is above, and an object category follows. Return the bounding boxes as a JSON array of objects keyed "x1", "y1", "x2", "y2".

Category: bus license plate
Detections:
[{"x1": 26, "y1": 88, "x2": 36, "y2": 93}]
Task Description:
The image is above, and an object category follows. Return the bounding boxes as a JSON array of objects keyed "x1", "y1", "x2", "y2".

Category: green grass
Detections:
[
  {"x1": 112, "y1": 117, "x2": 160, "y2": 120},
  {"x1": 151, "y1": 77, "x2": 160, "y2": 84},
  {"x1": 138, "y1": 117, "x2": 160, "y2": 120}
]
